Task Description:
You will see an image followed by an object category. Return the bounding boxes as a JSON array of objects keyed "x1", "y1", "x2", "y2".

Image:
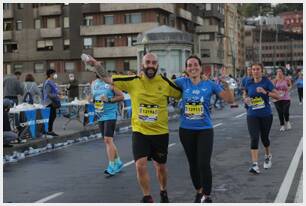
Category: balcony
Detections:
[
  {"x1": 38, "y1": 5, "x2": 62, "y2": 16},
  {"x1": 196, "y1": 24, "x2": 219, "y2": 33},
  {"x1": 40, "y1": 28, "x2": 62, "y2": 38},
  {"x1": 178, "y1": 8, "x2": 192, "y2": 21},
  {"x1": 93, "y1": 47, "x2": 138, "y2": 58},
  {"x1": 3, "y1": 31, "x2": 13, "y2": 40},
  {"x1": 80, "y1": 22, "x2": 159, "y2": 36},
  {"x1": 196, "y1": 16, "x2": 204, "y2": 26},
  {"x1": 99, "y1": 3, "x2": 175, "y2": 13},
  {"x1": 4, "y1": 8, "x2": 13, "y2": 18}
]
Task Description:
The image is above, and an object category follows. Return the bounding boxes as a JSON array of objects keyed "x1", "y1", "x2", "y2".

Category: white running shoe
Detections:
[
  {"x1": 280, "y1": 126, "x2": 285, "y2": 131},
  {"x1": 249, "y1": 163, "x2": 260, "y2": 174},
  {"x1": 285, "y1": 121, "x2": 292, "y2": 130},
  {"x1": 264, "y1": 154, "x2": 272, "y2": 169}
]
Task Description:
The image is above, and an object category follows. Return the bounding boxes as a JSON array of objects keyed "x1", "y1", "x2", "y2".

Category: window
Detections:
[
  {"x1": 4, "y1": 43, "x2": 18, "y2": 53},
  {"x1": 124, "y1": 60, "x2": 130, "y2": 71},
  {"x1": 206, "y1": 3, "x2": 212, "y2": 11},
  {"x1": 34, "y1": 63, "x2": 45, "y2": 73},
  {"x1": 128, "y1": 36, "x2": 137, "y2": 46},
  {"x1": 105, "y1": 60, "x2": 116, "y2": 72},
  {"x1": 201, "y1": 49, "x2": 210, "y2": 58},
  {"x1": 64, "y1": 39, "x2": 70, "y2": 50},
  {"x1": 34, "y1": 19, "x2": 41, "y2": 29},
  {"x1": 32, "y1": 4, "x2": 39, "y2": 8},
  {"x1": 4, "y1": 3, "x2": 10, "y2": 10},
  {"x1": 17, "y1": 3, "x2": 24, "y2": 9},
  {"x1": 104, "y1": 15, "x2": 114, "y2": 25},
  {"x1": 64, "y1": 17, "x2": 69, "y2": 28},
  {"x1": 83, "y1": 37, "x2": 92, "y2": 49},
  {"x1": 37, "y1": 40, "x2": 53, "y2": 51},
  {"x1": 125, "y1": 13, "x2": 142, "y2": 24},
  {"x1": 4, "y1": 21, "x2": 13, "y2": 31},
  {"x1": 202, "y1": 34, "x2": 210, "y2": 41},
  {"x1": 84, "y1": 16, "x2": 93, "y2": 26},
  {"x1": 65, "y1": 62, "x2": 75, "y2": 72},
  {"x1": 47, "y1": 18, "x2": 56, "y2": 28},
  {"x1": 14, "y1": 64, "x2": 23, "y2": 71},
  {"x1": 16, "y1": 20, "x2": 23, "y2": 30},
  {"x1": 106, "y1": 37, "x2": 115, "y2": 47}
]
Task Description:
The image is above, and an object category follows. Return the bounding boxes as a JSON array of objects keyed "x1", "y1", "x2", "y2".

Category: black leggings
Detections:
[
  {"x1": 247, "y1": 115, "x2": 273, "y2": 150},
  {"x1": 47, "y1": 104, "x2": 57, "y2": 132},
  {"x1": 297, "y1": 88, "x2": 303, "y2": 102},
  {"x1": 274, "y1": 100, "x2": 290, "y2": 126},
  {"x1": 179, "y1": 128, "x2": 213, "y2": 196}
]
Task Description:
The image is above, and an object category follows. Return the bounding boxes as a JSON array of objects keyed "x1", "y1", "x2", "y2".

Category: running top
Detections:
[
  {"x1": 241, "y1": 76, "x2": 251, "y2": 89},
  {"x1": 175, "y1": 78, "x2": 222, "y2": 130},
  {"x1": 113, "y1": 74, "x2": 181, "y2": 135},
  {"x1": 245, "y1": 77, "x2": 274, "y2": 117},
  {"x1": 295, "y1": 78, "x2": 303, "y2": 88},
  {"x1": 274, "y1": 79, "x2": 291, "y2": 101},
  {"x1": 91, "y1": 79, "x2": 118, "y2": 121}
]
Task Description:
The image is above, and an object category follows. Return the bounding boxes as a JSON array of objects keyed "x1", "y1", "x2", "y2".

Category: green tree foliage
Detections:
[{"x1": 273, "y1": 3, "x2": 303, "y2": 15}]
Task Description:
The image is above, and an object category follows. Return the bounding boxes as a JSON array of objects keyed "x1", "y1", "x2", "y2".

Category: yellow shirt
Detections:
[{"x1": 113, "y1": 74, "x2": 181, "y2": 135}]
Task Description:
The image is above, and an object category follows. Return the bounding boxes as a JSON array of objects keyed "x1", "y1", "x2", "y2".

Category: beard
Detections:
[{"x1": 144, "y1": 67, "x2": 158, "y2": 79}]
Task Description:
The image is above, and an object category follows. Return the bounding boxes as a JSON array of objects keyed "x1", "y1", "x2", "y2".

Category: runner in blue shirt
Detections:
[
  {"x1": 91, "y1": 75, "x2": 124, "y2": 175},
  {"x1": 175, "y1": 55, "x2": 234, "y2": 203},
  {"x1": 243, "y1": 63, "x2": 279, "y2": 174},
  {"x1": 295, "y1": 71, "x2": 303, "y2": 104}
]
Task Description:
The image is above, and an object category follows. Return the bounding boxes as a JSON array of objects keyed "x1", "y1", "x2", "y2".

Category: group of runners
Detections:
[{"x1": 83, "y1": 52, "x2": 300, "y2": 203}]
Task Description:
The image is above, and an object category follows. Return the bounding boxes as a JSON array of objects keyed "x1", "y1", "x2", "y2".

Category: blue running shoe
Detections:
[
  {"x1": 114, "y1": 160, "x2": 124, "y2": 173},
  {"x1": 104, "y1": 164, "x2": 116, "y2": 176}
]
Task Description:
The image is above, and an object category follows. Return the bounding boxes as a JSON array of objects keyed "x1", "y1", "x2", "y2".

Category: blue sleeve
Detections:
[
  {"x1": 212, "y1": 81, "x2": 223, "y2": 95},
  {"x1": 266, "y1": 78, "x2": 274, "y2": 92},
  {"x1": 174, "y1": 77, "x2": 185, "y2": 89}
]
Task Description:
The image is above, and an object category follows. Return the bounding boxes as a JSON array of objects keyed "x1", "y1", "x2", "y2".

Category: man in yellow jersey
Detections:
[{"x1": 88, "y1": 53, "x2": 181, "y2": 203}]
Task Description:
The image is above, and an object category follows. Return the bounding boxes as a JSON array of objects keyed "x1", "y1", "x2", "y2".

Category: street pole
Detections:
[{"x1": 259, "y1": 5, "x2": 262, "y2": 64}]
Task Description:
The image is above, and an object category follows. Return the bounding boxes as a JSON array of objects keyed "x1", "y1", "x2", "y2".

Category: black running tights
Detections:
[{"x1": 179, "y1": 128, "x2": 213, "y2": 196}]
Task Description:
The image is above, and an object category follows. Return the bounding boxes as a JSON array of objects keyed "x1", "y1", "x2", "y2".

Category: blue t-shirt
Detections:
[
  {"x1": 295, "y1": 78, "x2": 303, "y2": 88},
  {"x1": 241, "y1": 76, "x2": 251, "y2": 89},
  {"x1": 175, "y1": 77, "x2": 222, "y2": 130},
  {"x1": 91, "y1": 79, "x2": 118, "y2": 121},
  {"x1": 245, "y1": 77, "x2": 274, "y2": 117}
]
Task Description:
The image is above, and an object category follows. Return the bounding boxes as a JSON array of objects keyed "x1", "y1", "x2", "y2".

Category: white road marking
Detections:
[
  {"x1": 35, "y1": 192, "x2": 63, "y2": 203},
  {"x1": 274, "y1": 137, "x2": 303, "y2": 203},
  {"x1": 213, "y1": 123, "x2": 223, "y2": 128},
  {"x1": 234, "y1": 112, "x2": 246, "y2": 118}
]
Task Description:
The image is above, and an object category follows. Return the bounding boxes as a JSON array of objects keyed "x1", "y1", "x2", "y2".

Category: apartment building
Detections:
[{"x1": 3, "y1": 3, "x2": 204, "y2": 83}]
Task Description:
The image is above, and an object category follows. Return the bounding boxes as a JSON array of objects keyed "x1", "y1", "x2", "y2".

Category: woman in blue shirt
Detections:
[
  {"x1": 91, "y1": 74, "x2": 124, "y2": 175},
  {"x1": 243, "y1": 63, "x2": 279, "y2": 174},
  {"x1": 295, "y1": 71, "x2": 303, "y2": 104},
  {"x1": 175, "y1": 55, "x2": 234, "y2": 203}
]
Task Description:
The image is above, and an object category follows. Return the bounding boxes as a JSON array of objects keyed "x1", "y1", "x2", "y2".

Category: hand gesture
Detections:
[{"x1": 256, "y1": 87, "x2": 267, "y2": 94}]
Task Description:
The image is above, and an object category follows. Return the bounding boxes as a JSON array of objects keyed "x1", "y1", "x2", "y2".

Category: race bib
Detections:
[
  {"x1": 184, "y1": 102, "x2": 204, "y2": 120},
  {"x1": 251, "y1": 97, "x2": 265, "y2": 110},
  {"x1": 138, "y1": 104, "x2": 159, "y2": 122},
  {"x1": 94, "y1": 100, "x2": 104, "y2": 112}
]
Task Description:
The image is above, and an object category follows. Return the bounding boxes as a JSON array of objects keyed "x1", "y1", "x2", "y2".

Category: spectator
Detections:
[
  {"x1": 66, "y1": 73, "x2": 79, "y2": 101},
  {"x1": 42, "y1": 69, "x2": 62, "y2": 136},
  {"x1": 22, "y1": 73, "x2": 41, "y2": 104},
  {"x1": 295, "y1": 71, "x2": 303, "y2": 105},
  {"x1": 3, "y1": 99, "x2": 18, "y2": 147},
  {"x1": 4, "y1": 71, "x2": 24, "y2": 105}
]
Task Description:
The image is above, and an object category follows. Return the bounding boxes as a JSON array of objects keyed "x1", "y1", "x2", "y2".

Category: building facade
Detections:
[
  {"x1": 279, "y1": 11, "x2": 303, "y2": 34},
  {"x1": 3, "y1": 3, "x2": 204, "y2": 83}
]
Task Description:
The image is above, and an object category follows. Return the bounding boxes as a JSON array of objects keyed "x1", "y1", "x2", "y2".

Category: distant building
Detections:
[{"x1": 279, "y1": 11, "x2": 303, "y2": 34}]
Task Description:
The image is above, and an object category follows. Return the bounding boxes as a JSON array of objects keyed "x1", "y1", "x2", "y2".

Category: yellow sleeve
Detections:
[
  {"x1": 161, "y1": 76, "x2": 181, "y2": 100},
  {"x1": 112, "y1": 75, "x2": 137, "y2": 93}
]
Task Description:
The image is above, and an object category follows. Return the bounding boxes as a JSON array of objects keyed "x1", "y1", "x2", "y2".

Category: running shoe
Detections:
[
  {"x1": 141, "y1": 195, "x2": 154, "y2": 203},
  {"x1": 201, "y1": 195, "x2": 213, "y2": 203},
  {"x1": 114, "y1": 160, "x2": 124, "y2": 173},
  {"x1": 280, "y1": 126, "x2": 285, "y2": 131},
  {"x1": 160, "y1": 190, "x2": 169, "y2": 203},
  {"x1": 249, "y1": 163, "x2": 260, "y2": 174},
  {"x1": 263, "y1": 154, "x2": 272, "y2": 169},
  {"x1": 285, "y1": 121, "x2": 292, "y2": 130},
  {"x1": 194, "y1": 193, "x2": 203, "y2": 203},
  {"x1": 104, "y1": 164, "x2": 116, "y2": 176}
]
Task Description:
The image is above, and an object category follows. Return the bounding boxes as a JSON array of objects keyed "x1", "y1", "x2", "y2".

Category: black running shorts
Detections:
[
  {"x1": 98, "y1": 120, "x2": 117, "y2": 138},
  {"x1": 132, "y1": 132, "x2": 169, "y2": 164}
]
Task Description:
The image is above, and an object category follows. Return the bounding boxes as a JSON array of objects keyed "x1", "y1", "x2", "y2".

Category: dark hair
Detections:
[
  {"x1": 46, "y1": 69, "x2": 56, "y2": 78},
  {"x1": 251, "y1": 63, "x2": 264, "y2": 71},
  {"x1": 276, "y1": 67, "x2": 285, "y2": 74},
  {"x1": 14, "y1": 71, "x2": 21, "y2": 76},
  {"x1": 185, "y1": 55, "x2": 202, "y2": 67},
  {"x1": 25, "y1": 73, "x2": 35, "y2": 82}
]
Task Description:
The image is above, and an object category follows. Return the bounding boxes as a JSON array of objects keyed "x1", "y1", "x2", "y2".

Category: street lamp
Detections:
[{"x1": 216, "y1": 33, "x2": 236, "y2": 78}]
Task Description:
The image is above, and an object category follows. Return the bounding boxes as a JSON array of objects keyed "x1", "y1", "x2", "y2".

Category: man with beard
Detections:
[{"x1": 86, "y1": 53, "x2": 181, "y2": 203}]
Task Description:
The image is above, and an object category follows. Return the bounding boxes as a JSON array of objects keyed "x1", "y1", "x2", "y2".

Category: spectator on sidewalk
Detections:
[
  {"x1": 4, "y1": 71, "x2": 24, "y2": 105},
  {"x1": 3, "y1": 99, "x2": 18, "y2": 147},
  {"x1": 66, "y1": 73, "x2": 79, "y2": 101},
  {"x1": 22, "y1": 74, "x2": 41, "y2": 104},
  {"x1": 295, "y1": 71, "x2": 303, "y2": 105}
]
